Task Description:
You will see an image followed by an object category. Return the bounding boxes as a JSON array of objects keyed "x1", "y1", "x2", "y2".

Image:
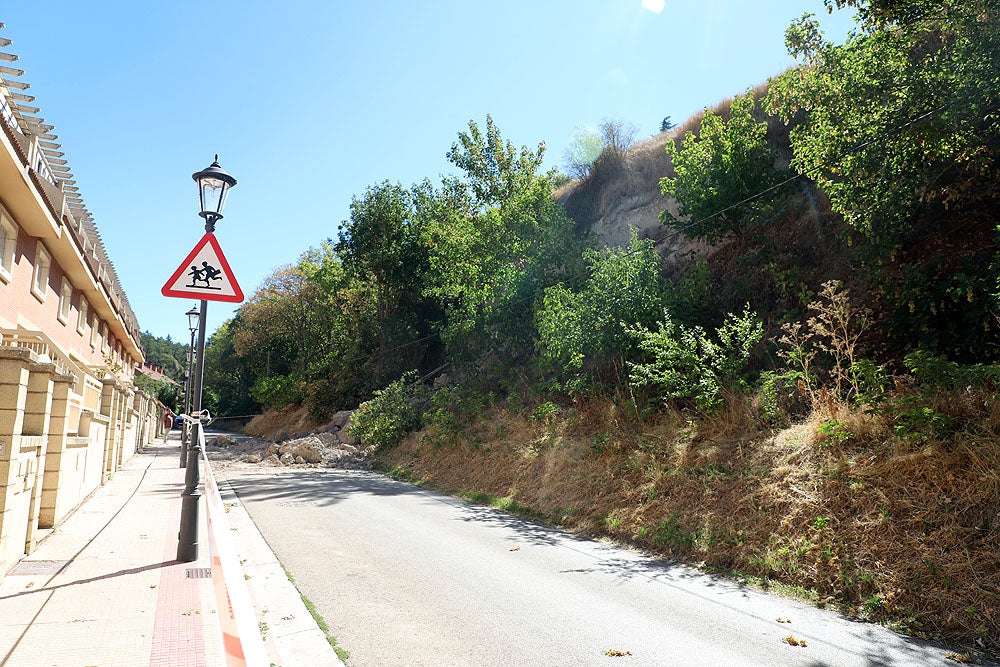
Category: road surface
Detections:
[{"x1": 218, "y1": 464, "x2": 971, "y2": 667}]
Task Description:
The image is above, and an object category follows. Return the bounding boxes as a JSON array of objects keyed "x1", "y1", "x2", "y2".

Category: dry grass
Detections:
[
  {"x1": 243, "y1": 404, "x2": 320, "y2": 439},
  {"x1": 378, "y1": 394, "x2": 999, "y2": 656}
]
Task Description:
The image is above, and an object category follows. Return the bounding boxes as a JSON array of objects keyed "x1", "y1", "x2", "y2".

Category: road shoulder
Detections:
[{"x1": 215, "y1": 467, "x2": 344, "y2": 666}]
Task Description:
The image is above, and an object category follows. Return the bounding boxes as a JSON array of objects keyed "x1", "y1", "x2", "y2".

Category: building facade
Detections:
[{"x1": 0, "y1": 23, "x2": 164, "y2": 574}]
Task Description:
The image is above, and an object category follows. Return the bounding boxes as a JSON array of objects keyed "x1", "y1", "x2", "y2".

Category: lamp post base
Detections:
[{"x1": 177, "y1": 420, "x2": 203, "y2": 562}]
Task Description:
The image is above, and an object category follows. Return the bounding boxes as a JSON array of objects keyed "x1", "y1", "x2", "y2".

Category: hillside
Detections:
[{"x1": 212, "y1": 2, "x2": 999, "y2": 658}]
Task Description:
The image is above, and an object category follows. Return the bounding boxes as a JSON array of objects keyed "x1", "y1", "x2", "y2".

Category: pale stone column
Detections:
[
  {"x1": 100, "y1": 378, "x2": 119, "y2": 482},
  {"x1": 22, "y1": 361, "x2": 55, "y2": 554},
  {"x1": 121, "y1": 385, "x2": 137, "y2": 463},
  {"x1": 0, "y1": 348, "x2": 32, "y2": 573},
  {"x1": 39, "y1": 372, "x2": 77, "y2": 528},
  {"x1": 133, "y1": 392, "x2": 146, "y2": 452}
]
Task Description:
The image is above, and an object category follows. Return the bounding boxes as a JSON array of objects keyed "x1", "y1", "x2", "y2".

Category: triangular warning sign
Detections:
[{"x1": 161, "y1": 233, "x2": 244, "y2": 303}]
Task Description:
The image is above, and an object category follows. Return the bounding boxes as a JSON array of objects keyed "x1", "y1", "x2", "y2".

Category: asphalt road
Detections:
[{"x1": 218, "y1": 465, "x2": 968, "y2": 667}]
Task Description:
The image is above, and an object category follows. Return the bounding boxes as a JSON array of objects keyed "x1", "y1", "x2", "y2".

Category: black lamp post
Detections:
[
  {"x1": 177, "y1": 155, "x2": 236, "y2": 562},
  {"x1": 179, "y1": 305, "x2": 199, "y2": 468}
]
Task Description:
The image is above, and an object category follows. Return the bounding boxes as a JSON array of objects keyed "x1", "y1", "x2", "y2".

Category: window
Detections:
[
  {"x1": 0, "y1": 212, "x2": 15, "y2": 283},
  {"x1": 58, "y1": 277, "x2": 73, "y2": 324},
  {"x1": 31, "y1": 242, "x2": 51, "y2": 302},
  {"x1": 90, "y1": 317, "x2": 101, "y2": 349},
  {"x1": 77, "y1": 297, "x2": 88, "y2": 335}
]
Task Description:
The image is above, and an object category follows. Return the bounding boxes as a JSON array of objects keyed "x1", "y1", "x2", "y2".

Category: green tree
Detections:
[
  {"x1": 203, "y1": 317, "x2": 262, "y2": 416},
  {"x1": 766, "y1": 2, "x2": 1000, "y2": 359},
  {"x1": 659, "y1": 93, "x2": 791, "y2": 242},
  {"x1": 335, "y1": 180, "x2": 441, "y2": 385},
  {"x1": 766, "y1": 5, "x2": 1000, "y2": 246},
  {"x1": 138, "y1": 331, "x2": 187, "y2": 382},
  {"x1": 134, "y1": 373, "x2": 182, "y2": 411},
  {"x1": 536, "y1": 233, "x2": 664, "y2": 384},
  {"x1": 425, "y1": 116, "x2": 580, "y2": 369}
]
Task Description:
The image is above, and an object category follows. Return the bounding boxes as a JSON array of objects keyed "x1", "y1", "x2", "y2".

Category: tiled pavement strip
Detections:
[{"x1": 0, "y1": 432, "x2": 341, "y2": 667}]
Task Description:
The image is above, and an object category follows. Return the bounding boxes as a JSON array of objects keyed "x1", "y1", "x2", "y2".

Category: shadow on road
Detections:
[{"x1": 222, "y1": 469, "x2": 414, "y2": 508}]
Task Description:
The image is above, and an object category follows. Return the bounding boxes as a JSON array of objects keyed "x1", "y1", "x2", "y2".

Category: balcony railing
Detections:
[
  {"x1": 0, "y1": 94, "x2": 18, "y2": 134},
  {"x1": 0, "y1": 328, "x2": 89, "y2": 388}
]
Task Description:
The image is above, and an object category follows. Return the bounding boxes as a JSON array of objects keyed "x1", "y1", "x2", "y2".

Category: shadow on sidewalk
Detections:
[{"x1": 0, "y1": 560, "x2": 178, "y2": 601}]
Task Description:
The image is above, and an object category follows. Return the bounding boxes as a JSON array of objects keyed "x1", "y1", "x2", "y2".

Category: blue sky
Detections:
[{"x1": 1, "y1": 1, "x2": 857, "y2": 344}]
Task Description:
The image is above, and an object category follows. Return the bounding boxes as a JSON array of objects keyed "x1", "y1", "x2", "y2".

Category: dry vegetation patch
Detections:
[
  {"x1": 244, "y1": 404, "x2": 320, "y2": 439},
  {"x1": 377, "y1": 397, "x2": 999, "y2": 655}
]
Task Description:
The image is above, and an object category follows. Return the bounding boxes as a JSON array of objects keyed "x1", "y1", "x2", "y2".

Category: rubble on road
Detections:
[{"x1": 205, "y1": 412, "x2": 375, "y2": 470}]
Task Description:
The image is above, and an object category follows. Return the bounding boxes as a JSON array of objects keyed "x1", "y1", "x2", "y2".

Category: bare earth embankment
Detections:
[{"x1": 374, "y1": 398, "x2": 999, "y2": 660}]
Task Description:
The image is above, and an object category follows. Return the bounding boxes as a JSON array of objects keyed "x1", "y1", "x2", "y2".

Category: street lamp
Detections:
[
  {"x1": 179, "y1": 305, "x2": 200, "y2": 468},
  {"x1": 192, "y1": 154, "x2": 237, "y2": 232},
  {"x1": 178, "y1": 156, "x2": 236, "y2": 562}
]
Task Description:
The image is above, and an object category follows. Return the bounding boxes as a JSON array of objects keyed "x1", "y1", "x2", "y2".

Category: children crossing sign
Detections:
[{"x1": 161, "y1": 233, "x2": 244, "y2": 303}]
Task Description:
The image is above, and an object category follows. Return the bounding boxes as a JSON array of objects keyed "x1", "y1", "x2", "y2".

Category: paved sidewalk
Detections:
[
  {"x1": 0, "y1": 432, "x2": 340, "y2": 667},
  {"x1": 0, "y1": 433, "x2": 224, "y2": 666}
]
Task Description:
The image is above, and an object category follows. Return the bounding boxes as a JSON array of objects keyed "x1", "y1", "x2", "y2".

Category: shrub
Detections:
[
  {"x1": 535, "y1": 232, "x2": 664, "y2": 386},
  {"x1": 347, "y1": 371, "x2": 430, "y2": 450},
  {"x1": 627, "y1": 306, "x2": 764, "y2": 412},
  {"x1": 903, "y1": 350, "x2": 1000, "y2": 391},
  {"x1": 250, "y1": 374, "x2": 305, "y2": 410}
]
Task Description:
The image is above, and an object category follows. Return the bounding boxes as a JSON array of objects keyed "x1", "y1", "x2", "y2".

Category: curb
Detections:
[{"x1": 217, "y1": 477, "x2": 343, "y2": 666}]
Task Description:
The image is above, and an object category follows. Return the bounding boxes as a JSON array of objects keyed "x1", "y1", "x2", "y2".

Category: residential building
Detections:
[{"x1": 0, "y1": 23, "x2": 163, "y2": 574}]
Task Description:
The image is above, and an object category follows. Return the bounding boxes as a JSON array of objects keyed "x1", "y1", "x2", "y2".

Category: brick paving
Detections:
[{"x1": 0, "y1": 434, "x2": 225, "y2": 667}]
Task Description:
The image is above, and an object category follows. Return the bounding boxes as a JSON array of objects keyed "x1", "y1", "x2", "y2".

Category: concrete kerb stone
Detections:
[{"x1": 215, "y1": 476, "x2": 343, "y2": 666}]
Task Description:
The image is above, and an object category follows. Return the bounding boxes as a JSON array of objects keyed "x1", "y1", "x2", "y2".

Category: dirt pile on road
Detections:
[{"x1": 207, "y1": 410, "x2": 376, "y2": 470}]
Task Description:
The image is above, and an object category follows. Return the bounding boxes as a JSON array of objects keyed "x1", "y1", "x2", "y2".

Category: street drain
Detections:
[
  {"x1": 9, "y1": 560, "x2": 70, "y2": 576},
  {"x1": 185, "y1": 568, "x2": 212, "y2": 579}
]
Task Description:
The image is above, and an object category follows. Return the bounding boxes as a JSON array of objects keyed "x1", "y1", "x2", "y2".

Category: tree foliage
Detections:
[
  {"x1": 427, "y1": 116, "x2": 580, "y2": 368},
  {"x1": 659, "y1": 93, "x2": 791, "y2": 242},
  {"x1": 139, "y1": 331, "x2": 187, "y2": 382},
  {"x1": 336, "y1": 181, "x2": 441, "y2": 385},
  {"x1": 536, "y1": 233, "x2": 664, "y2": 385},
  {"x1": 766, "y1": 0, "x2": 1000, "y2": 359},
  {"x1": 766, "y1": 3, "x2": 1000, "y2": 245}
]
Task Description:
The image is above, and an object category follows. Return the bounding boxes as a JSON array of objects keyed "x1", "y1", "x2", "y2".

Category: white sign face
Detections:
[{"x1": 161, "y1": 233, "x2": 244, "y2": 303}]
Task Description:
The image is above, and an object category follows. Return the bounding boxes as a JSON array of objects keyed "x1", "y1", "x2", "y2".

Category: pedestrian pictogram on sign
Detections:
[{"x1": 162, "y1": 233, "x2": 244, "y2": 303}]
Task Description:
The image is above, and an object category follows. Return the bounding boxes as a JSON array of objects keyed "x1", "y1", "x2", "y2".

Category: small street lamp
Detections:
[
  {"x1": 192, "y1": 154, "x2": 237, "y2": 232},
  {"x1": 178, "y1": 156, "x2": 236, "y2": 562},
  {"x1": 179, "y1": 305, "x2": 200, "y2": 468}
]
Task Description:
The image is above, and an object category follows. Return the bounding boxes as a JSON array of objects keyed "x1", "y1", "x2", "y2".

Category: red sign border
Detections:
[{"x1": 161, "y1": 232, "x2": 244, "y2": 303}]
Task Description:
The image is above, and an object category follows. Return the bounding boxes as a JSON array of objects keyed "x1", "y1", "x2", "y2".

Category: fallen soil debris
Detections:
[{"x1": 205, "y1": 410, "x2": 376, "y2": 470}]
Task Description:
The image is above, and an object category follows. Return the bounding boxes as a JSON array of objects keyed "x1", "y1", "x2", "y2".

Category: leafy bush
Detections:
[
  {"x1": 535, "y1": 233, "x2": 664, "y2": 386},
  {"x1": 660, "y1": 93, "x2": 790, "y2": 242},
  {"x1": 250, "y1": 374, "x2": 305, "y2": 410},
  {"x1": 420, "y1": 386, "x2": 479, "y2": 448},
  {"x1": 347, "y1": 371, "x2": 430, "y2": 450},
  {"x1": 627, "y1": 306, "x2": 764, "y2": 412},
  {"x1": 903, "y1": 350, "x2": 1000, "y2": 391}
]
